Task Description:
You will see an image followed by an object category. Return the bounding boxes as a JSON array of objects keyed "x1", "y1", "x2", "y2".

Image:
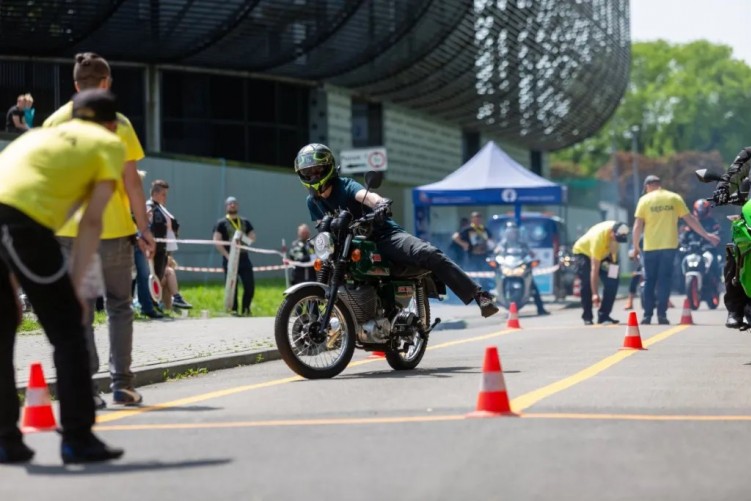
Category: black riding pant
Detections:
[
  {"x1": 724, "y1": 244, "x2": 750, "y2": 318},
  {"x1": 575, "y1": 254, "x2": 618, "y2": 322},
  {"x1": 375, "y1": 231, "x2": 479, "y2": 304},
  {"x1": 0, "y1": 204, "x2": 95, "y2": 442}
]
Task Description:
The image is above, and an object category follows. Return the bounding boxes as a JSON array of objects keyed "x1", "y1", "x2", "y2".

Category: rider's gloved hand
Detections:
[
  {"x1": 373, "y1": 199, "x2": 393, "y2": 224},
  {"x1": 713, "y1": 181, "x2": 730, "y2": 205}
]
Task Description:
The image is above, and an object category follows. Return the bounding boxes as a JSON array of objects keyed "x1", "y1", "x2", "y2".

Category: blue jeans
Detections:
[
  {"x1": 642, "y1": 249, "x2": 677, "y2": 319},
  {"x1": 133, "y1": 245, "x2": 156, "y2": 314}
]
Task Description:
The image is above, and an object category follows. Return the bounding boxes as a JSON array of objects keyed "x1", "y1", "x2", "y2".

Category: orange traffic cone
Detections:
[
  {"x1": 620, "y1": 312, "x2": 646, "y2": 351},
  {"x1": 680, "y1": 298, "x2": 694, "y2": 325},
  {"x1": 507, "y1": 302, "x2": 521, "y2": 329},
  {"x1": 367, "y1": 351, "x2": 386, "y2": 359},
  {"x1": 21, "y1": 362, "x2": 57, "y2": 433},
  {"x1": 467, "y1": 346, "x2": 515, "y2": 417}
]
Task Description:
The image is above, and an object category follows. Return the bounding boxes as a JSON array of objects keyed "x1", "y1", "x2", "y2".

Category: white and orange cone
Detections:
[
  {"x1": 21, "y1": 362, "x2": 57, "y2": 433},
  {"x1": 507, "y1": 302, "x2": 521, "y2": 329},
  {"x1": 367, "y1": 351, "x2": 386, "y2": 359},
  {"x1": 680, "y1": 298, "x2": 694, "y2": 325},
  {"x1": 467, "y1": 346, "x2": 516, "y2": 417},
  {"x1": 620, "y1": 311, "x2": 647, "y2": 351}
]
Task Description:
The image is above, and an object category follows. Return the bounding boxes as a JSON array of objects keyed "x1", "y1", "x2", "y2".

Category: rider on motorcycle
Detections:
[
  {"x1": 679, "y1": 199, "x2": 722, "y2": 282},
  {"x1": 713, "y1": 147, "x2": 751, "y2": 328},
  {"x1": 572, "y1": 221, "x2": 630, "y2": 325},
  {"x1": 494, "y1": 221, "x2": 550, "y2": 316},
  {"x1": 294, "y1": 143, "x2": 500, "y2": 318}
]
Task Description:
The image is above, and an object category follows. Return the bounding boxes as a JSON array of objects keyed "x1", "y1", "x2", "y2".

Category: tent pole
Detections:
[{"x1": 514, "y1": 203, "x2": 522, "y2": 224}]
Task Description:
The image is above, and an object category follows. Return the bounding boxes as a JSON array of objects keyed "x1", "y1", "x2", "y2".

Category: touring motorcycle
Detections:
[
  {"x1": 274, "y1": 171, "x2": 443, "y2": 379},
  {"x1": 487, "y1": 246, "x2": 539, "y2": 310}
]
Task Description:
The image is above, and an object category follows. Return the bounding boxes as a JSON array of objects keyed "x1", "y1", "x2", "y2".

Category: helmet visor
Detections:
[{"x1": 298, "y1": 164, "x2": 329, "y2": 184}]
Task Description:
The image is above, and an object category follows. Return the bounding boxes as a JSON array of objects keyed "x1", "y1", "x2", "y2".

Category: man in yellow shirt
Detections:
[
  {"x1": 44, "y1": 52, "x2": 155, "y2": 408},
  {"x1": 0, "y1": 89, "x2": 125, "y2": 464},
  {"x1": 633, "y1": 175, "x2": 720, "y2": 325},
  {"x1": 572, "y1": 221, "x2": 630, "y2": 325}
]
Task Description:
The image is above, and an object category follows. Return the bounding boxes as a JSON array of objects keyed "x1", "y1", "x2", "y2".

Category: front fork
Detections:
[{"x1": 318, "y1": 234, "x2": 353, "y2": 333}]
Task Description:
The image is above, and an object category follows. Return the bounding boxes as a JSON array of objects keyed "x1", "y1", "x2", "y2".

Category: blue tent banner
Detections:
[{"x1": 412, "y1": 141, "x2": 565, "y2": 295}]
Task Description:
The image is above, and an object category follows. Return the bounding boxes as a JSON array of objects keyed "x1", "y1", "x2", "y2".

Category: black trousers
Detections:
[
  {"x1": 375, "y1": 231, "x2": 479, "y2": 304},
  {"x1": 0, "y1": 204, "x2": 95, "y2": 442},
  {"x1": 724, "y1": 244, "x2": 750, "y2": 319},
  {"x1": 575, "y1": 254, "x2": 618, "y2": 322},
  {"x1": 223, "y1": 257, "x2": 255, "y2": 313}
]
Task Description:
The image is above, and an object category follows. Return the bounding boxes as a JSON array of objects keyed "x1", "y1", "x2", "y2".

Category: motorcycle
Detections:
[
  {"x1": 274, "y1": 171, "x2": 443, "y2": 379},
  {"x1": 487, "y1": 246, "x2": 539, "y2": 310},
  {"x1": 679, "y1": 233, "x2": 721, "y2": 310}
]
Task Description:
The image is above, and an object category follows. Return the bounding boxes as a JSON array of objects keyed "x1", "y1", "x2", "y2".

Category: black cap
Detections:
[{"x1": 72, "y1": 89, "x2": 118, "y2": 123}]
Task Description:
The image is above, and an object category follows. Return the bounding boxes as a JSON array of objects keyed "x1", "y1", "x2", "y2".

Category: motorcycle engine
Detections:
[{"x1": 338, "y1": 284, "x2": 378, "y2": 323}]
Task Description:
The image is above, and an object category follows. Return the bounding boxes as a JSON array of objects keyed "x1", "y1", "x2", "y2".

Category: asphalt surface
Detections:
[{"x1": 5, "y1": 296, "x2": 751, "y2": 501}]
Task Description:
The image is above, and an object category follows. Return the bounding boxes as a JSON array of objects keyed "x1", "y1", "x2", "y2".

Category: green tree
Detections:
[{"x1": 553, "y1": 40, "x2": 751, "y2": 174}]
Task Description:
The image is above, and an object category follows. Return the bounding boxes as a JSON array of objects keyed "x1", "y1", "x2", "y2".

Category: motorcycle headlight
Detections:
[
  {"x1": 313, "y1": 232, "x2": 335, "y2": 260},
  {"x1": 502, "y1": 265, "x2": 526, "y2": 277}
]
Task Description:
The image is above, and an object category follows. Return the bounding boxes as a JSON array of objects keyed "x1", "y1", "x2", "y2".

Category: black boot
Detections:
[
  {"x1": 474, "y1": 290, "x2": 500, "y2": 318},
  {"x1": 726, "y1": 312, "x2": 744, "y2": 329},
  {"x1": 61, "y1": 433, "x2": 124, "y2": 464},
  {"x1": 0, "y1": 437, "x2": 35, "y2": 464}
]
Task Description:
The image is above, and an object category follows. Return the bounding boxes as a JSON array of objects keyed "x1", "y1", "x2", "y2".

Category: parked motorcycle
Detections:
[
  {"x1": 487, "y1": 246, "x2": 539, "y2": 310},
  {"x1": 274, "y1": 171, "x2": 443, "y2": 379},
  {"x1": 679, "y1": 233, "x2": 721, "y2": 310}
]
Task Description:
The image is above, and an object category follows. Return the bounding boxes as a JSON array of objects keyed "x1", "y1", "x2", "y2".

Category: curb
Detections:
[{"x1": 17, "y1": 348, "x2": 282, "y2": 397}]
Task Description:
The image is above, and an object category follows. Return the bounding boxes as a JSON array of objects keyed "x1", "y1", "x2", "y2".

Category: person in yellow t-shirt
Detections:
[
  {"x1": 44, "y1": 52, "x2": 155, "y2": 409},
  {"x1": 572, "y1": 221, "x2": 630, "y2": 325},
  {"x1": 633, "y1": 175, "x2": 720, "y2": 325},
  {"x1": 0, "y1": 89, "x2": 125, "y2": 464}
]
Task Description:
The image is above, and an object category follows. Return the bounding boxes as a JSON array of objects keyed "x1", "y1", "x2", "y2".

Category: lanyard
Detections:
[{"x1": 226, "y1": 214, "x2": 243, "y2": 233}]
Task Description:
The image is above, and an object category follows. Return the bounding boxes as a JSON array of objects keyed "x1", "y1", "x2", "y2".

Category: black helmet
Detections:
[
  {"x1": 693, "y1": 199, "x2": 711, "y2": 219},
  {"x1": 294, "y1": 143, "x2": 338, "y2": 193}
]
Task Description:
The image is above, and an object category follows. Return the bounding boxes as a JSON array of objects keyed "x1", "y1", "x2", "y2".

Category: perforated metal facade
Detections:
[{"x1": 0, "y1": 0, "x2": 629, "y2": 150}]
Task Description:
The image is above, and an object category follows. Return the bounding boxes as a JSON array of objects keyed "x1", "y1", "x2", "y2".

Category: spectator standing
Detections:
[
  {"x1": 5, "y1": 95, "x2": 28, "y2": 133},
  {"x1": 0, "y1": 89, "x2": 125, "y2": 464},
  {"x1": 633, "y1": 175, "x2": 720, "y2": 325},
  {"x1": 23, "y1": 94, "x2": 35, "y2": 128},
  {"x1": 213, "y1": 196, "x2": 256, "y2": 316},
  {"x1": 287, "y1": 223, "x2": 315, "y2": 285},
  {"x1": 146, "y1": 180, "x2": 191, "y2": 310},
  {"x1": 447, "y1": 217, "x2": 470, "y2": 265},
  {"x1": 572, "y1": 221, "x2": 630, "y2": 325},
  {"x1": 45, "y1": 52, "x2": 155, "y2": 408},
  {"x1": 452, "y1": 211, "x2": 492, "y2": 270}
]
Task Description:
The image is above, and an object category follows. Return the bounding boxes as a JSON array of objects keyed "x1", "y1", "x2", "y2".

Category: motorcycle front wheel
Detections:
[
  {"x1": 274, "y1": 286, "x2": 356, "y2": 379},
  {"x1": 385, "y1": 295, "x2": 430, "y2": 371}
]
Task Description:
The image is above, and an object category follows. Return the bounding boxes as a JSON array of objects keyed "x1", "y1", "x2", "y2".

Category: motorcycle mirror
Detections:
[
  {"x1": 364, "y1": 171, "x2": 384, "y2": 190},
  {"x1": 695, "y1": 168, "x2": 724, "y2": 183}
]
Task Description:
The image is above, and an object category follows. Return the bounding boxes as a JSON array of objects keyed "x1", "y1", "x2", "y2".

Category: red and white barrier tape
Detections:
[{"x1": 466, "y1": 264, "x2": 559, "y2": 279}]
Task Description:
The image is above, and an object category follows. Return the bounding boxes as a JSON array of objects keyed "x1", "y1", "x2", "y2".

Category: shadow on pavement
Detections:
[
  {"x1": 335, "y1": 365, "x2": 520, "y2": 379},
  {"x1": 23, "y1": 458, "x2": 231, "y2": 476}
]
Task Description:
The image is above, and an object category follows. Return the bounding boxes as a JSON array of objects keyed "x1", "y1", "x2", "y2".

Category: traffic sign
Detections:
[{"x1": 340, "y1": 147, "x2": 388, "y2": 174}]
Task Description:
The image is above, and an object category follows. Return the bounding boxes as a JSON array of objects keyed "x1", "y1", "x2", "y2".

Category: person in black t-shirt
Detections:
[
  {"x1": 5, "y1": 95, "x2": 28, "y2": 133},
  {"x1": 295, "y1": 143, "x2": 500, "y2": 318},
  {"x1": 213, "y1": 196, "x2": 256, "y2": 316}
]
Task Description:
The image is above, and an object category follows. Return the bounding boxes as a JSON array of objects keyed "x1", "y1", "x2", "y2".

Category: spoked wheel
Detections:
[
  {"x1": 687, "y1": 277, "x2": 700, "y2": 310},
  {"x1": 274, "y1": 286, "x2": 356, "y2": 379},
  {"x1": 385, "y1": 296, "x2": 430, "y2": 371}
]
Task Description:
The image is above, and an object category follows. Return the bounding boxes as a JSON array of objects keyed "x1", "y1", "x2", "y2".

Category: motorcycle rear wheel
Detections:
[
  {"x1": 274, "y1": 286, "x2": 356, "y2": 379},
  {"x1": 385, "y1": 295, "x2": 430, "y2": 371}
]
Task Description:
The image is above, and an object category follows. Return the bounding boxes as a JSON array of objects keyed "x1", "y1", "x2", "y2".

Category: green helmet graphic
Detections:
[{"x1": 294, "y1": 143, "x2": 338, "y2": 193}]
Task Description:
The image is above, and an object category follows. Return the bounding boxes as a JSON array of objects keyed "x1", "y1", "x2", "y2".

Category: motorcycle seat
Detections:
[{"x1": 390, "y1": 261, "x2": 431, "y2": 278}]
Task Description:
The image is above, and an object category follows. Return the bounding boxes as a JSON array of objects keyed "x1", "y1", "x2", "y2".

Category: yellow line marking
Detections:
[
  {"x1": 510, "y1": 325, "x2": 689, "y2": 412},
  {"x1": 97, "y1": 327, "x2": 521, "y2": 424},
  {"x1": 96, "y1": 322, "x2": 688, "y2": 424},
  {"x1": 96, "y1": 376, "x2": 303, "y2": 423},
  {"x1": 94, "y1": 410, "x2": 751, "y2": 432}
]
